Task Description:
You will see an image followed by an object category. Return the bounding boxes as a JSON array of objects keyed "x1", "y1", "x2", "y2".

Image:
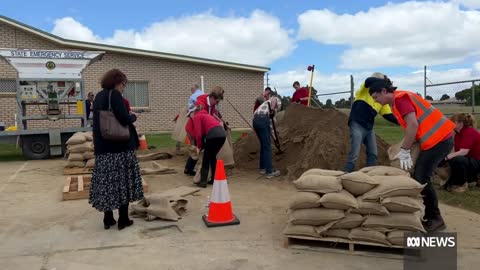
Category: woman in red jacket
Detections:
[
  {"x1": 444, "y1": 113, "x2": 480, "y2": 192},
  {"x1": 185, "y1": 109, "x2": 226, "y2": 188}
]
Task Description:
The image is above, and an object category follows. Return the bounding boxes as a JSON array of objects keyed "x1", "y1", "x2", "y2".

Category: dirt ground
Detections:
[{"x1": 1, "y1": 156, "x2": 480, "y2": 270}]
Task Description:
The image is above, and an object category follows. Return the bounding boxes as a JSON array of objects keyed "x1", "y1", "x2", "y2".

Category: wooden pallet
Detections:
[
  {"x1": 63, "y1": 167, "x2": 93, "y2": 175},
  {"x1": 63, "y1": 175, "x2": 149, "y2": 201},
  {"x1": 284, "y1": 235, "x2": 420, "y2": 260}
]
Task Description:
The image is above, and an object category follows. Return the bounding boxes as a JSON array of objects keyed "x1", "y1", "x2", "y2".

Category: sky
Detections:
[{"x1": 2, "y1": 0, "x2": 480, "y2": 100}]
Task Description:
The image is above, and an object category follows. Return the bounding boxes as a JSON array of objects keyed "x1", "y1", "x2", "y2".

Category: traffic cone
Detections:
[
  {"x1": 138, "y1": 135, "x2": 148, "y2": 150},
  {"x1": 202, "y1": 160, "x2": 240, "y2": 227}
]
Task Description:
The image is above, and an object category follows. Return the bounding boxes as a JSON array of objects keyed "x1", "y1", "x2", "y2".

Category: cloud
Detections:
[
  {"x1": 453, "y1": 0, "x2": 480, "y2": 9},
  {"x1": 50, "y1": 11, "x2": 295, "y2": 66},
  {"x1": 269, "y1": 65, "x2": 479, "y2": 101},
  {"x1": 52, "y1": 17, "x2": 99, "y2": 42},
  {"x1": 297, "y1": 1, "x2": 480, "y2": 69}
]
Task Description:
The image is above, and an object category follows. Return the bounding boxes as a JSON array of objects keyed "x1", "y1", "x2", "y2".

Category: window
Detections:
[
  {"x1": 124, "y1": 81, "x2": 149, "y2": 107},
  {"x1": 0, "y1": 79, "x2": 16, "y2": 93}
]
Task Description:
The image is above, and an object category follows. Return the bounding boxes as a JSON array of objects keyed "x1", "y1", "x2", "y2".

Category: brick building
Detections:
[{"x1": 0, "y1": 15, "x2": 268, "y2": 132}]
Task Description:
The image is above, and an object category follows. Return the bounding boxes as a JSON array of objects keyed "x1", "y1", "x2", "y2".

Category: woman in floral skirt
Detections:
[{"x1": 89, "y1": 69, "x2": 143, "y2": 230}]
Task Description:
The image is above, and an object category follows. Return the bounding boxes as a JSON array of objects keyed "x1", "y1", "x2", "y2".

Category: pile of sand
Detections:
[{"x1": 233, "y1": 103, "x2": 391, "y2": 179}]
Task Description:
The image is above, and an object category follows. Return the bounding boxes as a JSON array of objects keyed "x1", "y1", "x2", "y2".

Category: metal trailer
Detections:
[{"x1": 0, "y1": 48, "x2": 104, "y2": 159}]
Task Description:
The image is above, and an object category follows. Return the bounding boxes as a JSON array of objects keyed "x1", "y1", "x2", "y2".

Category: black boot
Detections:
[
  {"x1": 118, "y1": 204, "x2": 134, "y2": 230},
  {"x1": 103, "y1": 210, "x2": 116, "y2": 230},
  {"x1": 423, "y1": 215, "x2": 446, "y2": 233}
]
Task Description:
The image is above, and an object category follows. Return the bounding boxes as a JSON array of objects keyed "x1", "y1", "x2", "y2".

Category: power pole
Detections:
[
  {"x1": 424, "y1": 65, "x2": 427, "y2": 98},
  {"x1": 266, "y1": 73, "x2": 269, "y2": 88}
]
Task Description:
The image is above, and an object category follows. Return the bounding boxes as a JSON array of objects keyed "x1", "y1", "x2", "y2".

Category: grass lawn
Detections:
[{"x1": 438, "y1": 187, "x2": 480, "y2": 214}]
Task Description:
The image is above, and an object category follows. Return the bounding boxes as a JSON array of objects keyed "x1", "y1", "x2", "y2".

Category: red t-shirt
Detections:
[
  {"x1": 394, "y1": 95, "x2": 452, "y2": 141},
  {"x1": 185, "y1": 111, "x2": 222, "y2": 149},
  {"x1": 291, "y1": 87, "x2": 309, "y2": 106},
  {"x1": 454, "y1": 127, "x2": 480, "y2": 160},
  {"x1": 195, "y1": 94, "x2": 219, "y2": 117},
  {"x1": 123, "y1": 97, "x2": 131, "y2": 112}
]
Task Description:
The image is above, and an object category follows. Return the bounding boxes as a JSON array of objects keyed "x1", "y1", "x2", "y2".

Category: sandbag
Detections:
[
  {"x1": 293, "y1": 175, "x2": 342, "y2": 193},
  {"x1": 387, "y1": 230, "x2": 410, "y2": 246},
  {"x1": 300, "y1": 169, "x2": 345, "y2": 178},
  {"x1": 66, "y1": 132, "x2": 87, "y2": 145},
  {"x1": 340, "y1": 172, "x2": 379, "y2": 196},
  {"x1": 283, "y1": 223, "x2": 319, "y2": 238},
  {"x1": 171, "y1": 107, "x2": 189, "y2": 142},
  {"x1": 85, "y1": 158, "x2": 95, "y2": 168},
  {"x1": 217, "y1": 128, "x2": 234, "y2": 166},
  {"x1": 360, "y1": 176, "x2": 425, "y2": 200},
  {"x1": 83, "y1": 131, "x2": 93, "y2": 141},
  {"x1": 192, "y1": 152, "x2": 212, "y2": 184},
  {"x1": 315, "y1": 220, "x2": 338, "y2": 234},
  {"x1": 331, "y1": 213, "x2": 365, "y2": 229},
  {"x1": 351, "y1": 199, "x2": 390, "y2": 216},
  {"x1": 360, "y1": 166, "x2": 410, "y2": 177},
  {"x1": 288, "y1": 192, "x2": 322, "y2": 209},
  {"x1": 322, "y1": 229, "x2": 351, "y2": 239},
  {"x1": 68, "y1": 153, "x2": 85, "y2": 161},
  {"x1": 362, "y1": 212, "x2": 426, "y2": 233},
  {"x1": 67, "y1": 141, "x2": 94, "y2": 153},
  {"x1": 65, "y1": 160, "x2": 86, "y2": 168},
  {"x1": 83, "y1": 151, "x2": 95, "y2": 160},
  {"x1": 388, "y1": 140, "x2": 420, "y2": 171},
  {"x1": 319, "y1": 190, "x2": 358, "y2": 210},
  {"x1": 349, "y1": 228, "x2": 391, "y2": 246},
  {"x1": 288, "y1": 208, "x2": 345, "y2": 226},
  {"x1": 381, "y1": 196, "x2": 425, "y2": 213},
  {"x1": 131, "y1": 195, "x2": 188, "y2": 221}
]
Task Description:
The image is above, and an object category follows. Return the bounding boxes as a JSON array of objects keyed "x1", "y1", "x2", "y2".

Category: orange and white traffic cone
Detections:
[
  {"x1": 202, "y1": 160, "x2": 240, "y2": 227},
  {"x1": 138, "y1": 135, "x2": 148, "y2": 150}
]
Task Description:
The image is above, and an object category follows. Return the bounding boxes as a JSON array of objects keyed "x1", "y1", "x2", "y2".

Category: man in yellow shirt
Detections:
[{"x1": 344, "y1": 73, "x2": 398, "y2": 172}]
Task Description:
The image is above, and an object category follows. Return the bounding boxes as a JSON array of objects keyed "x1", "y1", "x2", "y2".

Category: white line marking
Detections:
[{"x1": 0, "y1": 161, "x2": 28, "y2": 193}]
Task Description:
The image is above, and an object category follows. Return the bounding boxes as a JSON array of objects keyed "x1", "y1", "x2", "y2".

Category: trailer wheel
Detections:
[{"x1": 21, "y1": 135, "x2": 50, "y2": 160}]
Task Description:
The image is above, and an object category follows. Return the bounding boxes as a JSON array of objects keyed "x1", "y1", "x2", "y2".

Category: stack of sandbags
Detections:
[
  {"x1": 283, "y1": 166, "x2": 426, "y2": 247},
  {"x1": 65, "y1": 132, "x2": 95, "y2": 169}
]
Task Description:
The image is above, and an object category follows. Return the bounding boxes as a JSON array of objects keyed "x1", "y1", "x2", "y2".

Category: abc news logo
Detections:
[{"x1": 406, "y1": 236, "x2": 456, "y2": 248}]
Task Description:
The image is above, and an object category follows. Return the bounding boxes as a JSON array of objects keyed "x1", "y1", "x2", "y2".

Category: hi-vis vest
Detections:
[{"x1": 392, "y1": 91, "x2": 454, "y2": 150}]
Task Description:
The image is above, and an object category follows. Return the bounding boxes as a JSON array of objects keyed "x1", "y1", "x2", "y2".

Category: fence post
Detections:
[
  {"x1": 350, "y1": 75, "x2": 354, "y2": 108},
  {"x1": 472, "y1": 81, "x2": 476, "y2": 113},
  {"x1": 424, "y1": 65, "x2": 427, "y2": 98}
]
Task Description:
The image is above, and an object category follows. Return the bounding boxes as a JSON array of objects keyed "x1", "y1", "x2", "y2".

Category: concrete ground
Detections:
[{"x1": 1, "y1": 157, "x2": 480, "y2": 270}]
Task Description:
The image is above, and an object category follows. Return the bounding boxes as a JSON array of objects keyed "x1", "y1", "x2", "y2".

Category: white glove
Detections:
[{"x1": 394, "y1": 148, "x2": 413, "y2": 171}]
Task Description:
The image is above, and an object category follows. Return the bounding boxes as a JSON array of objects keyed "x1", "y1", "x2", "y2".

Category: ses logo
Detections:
[{"x1": 406, "y1": 236, "x2": 456, "y2": 248}]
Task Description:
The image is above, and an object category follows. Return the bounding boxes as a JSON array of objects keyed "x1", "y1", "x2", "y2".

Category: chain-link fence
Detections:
[{"x1": 424, "y1": 66, "x2": 480, "y2": 115}]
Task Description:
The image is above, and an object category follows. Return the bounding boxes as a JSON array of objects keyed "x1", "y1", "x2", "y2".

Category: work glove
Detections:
[{"x1": 394, "y1": 148, "x2": 413, "y2": 171}]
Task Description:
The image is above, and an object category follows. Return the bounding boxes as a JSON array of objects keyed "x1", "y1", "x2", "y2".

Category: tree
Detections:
[
  {"x1": 325, "y1": 99, "x2": 333, "y2": 108},
  {"x1": 425, "y1": 95, "x2": 433, "y2": 101},
  {"x1": 440, "y1": 94, "x2": 450, "y2": 101}
]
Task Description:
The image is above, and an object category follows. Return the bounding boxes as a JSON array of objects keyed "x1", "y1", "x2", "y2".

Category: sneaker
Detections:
[
  {"x1": 266, "y1": 170, "x2": 281, "y2": 179},
  {"x1": 423, "y1": 217, "x2": 446, "y2": 233},
  {"x1": 259, "y1": 169, "x2": 266, "y2": 175}
]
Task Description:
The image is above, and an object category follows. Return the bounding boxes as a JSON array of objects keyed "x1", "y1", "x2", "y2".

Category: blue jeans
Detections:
[
  {"x1": 253, "y1": 116, "x2": 273, "y2": 174},
  {"x1": 344, "y1": 121, "x2": 378, "y2": 172}
]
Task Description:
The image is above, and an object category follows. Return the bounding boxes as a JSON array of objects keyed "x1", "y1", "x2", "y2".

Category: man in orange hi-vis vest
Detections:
[{"x1": 366, "y1": 77, "x2": 454, "y2": 233}]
